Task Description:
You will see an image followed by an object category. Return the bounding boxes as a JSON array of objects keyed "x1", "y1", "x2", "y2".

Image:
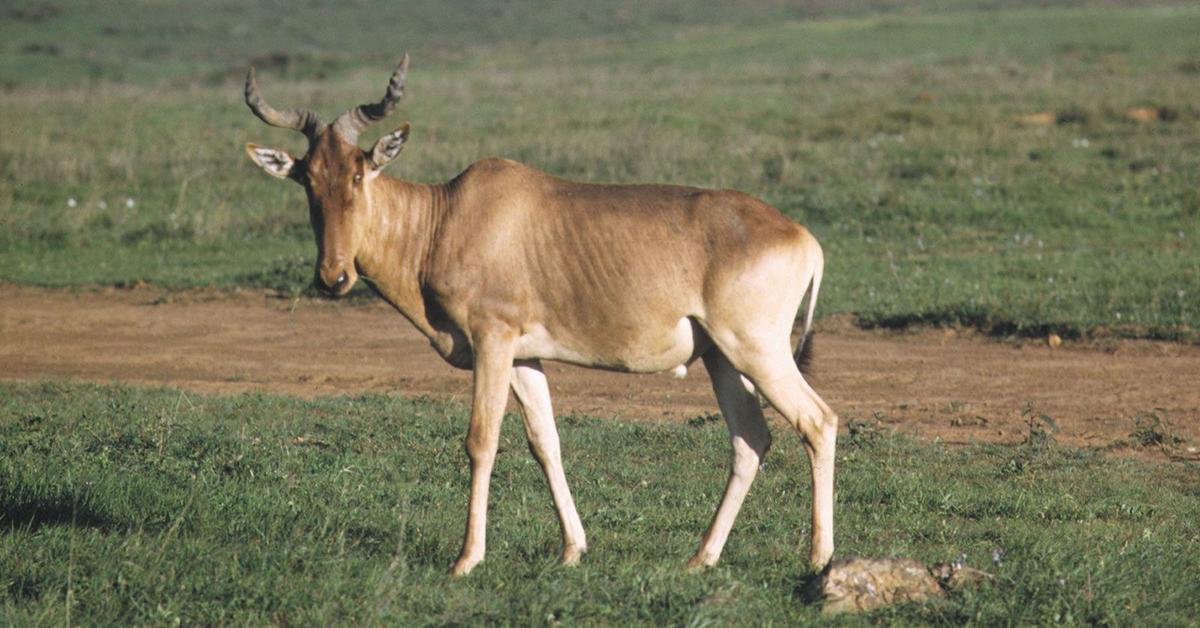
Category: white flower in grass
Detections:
[
  {"x1": 67, "y1": 197, "x2": 77, "y2": 208},
  {"x1": 126, "y1": 197, "x2": 135, "y2": 208},
  {"x1": 98, "y1": 200, "x2": 107, "y2": 209}
]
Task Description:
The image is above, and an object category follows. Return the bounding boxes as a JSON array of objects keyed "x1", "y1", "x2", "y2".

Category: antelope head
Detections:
[{"x1": 244, "y1": 55, "x2": 412, "y2": 297}]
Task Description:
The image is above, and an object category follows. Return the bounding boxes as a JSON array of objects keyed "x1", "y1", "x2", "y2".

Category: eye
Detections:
[{"x1": 353, "y1": 173, "x2": 363, "y2": 184}]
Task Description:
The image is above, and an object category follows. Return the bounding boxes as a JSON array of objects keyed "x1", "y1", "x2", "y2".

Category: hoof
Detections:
[
  {"x1": 562, "y1": 545, "x2": 586, "y2": 566},
  {"x1": 450, "y1": 555, "x2": 482, "y2": 576},
  {"x1": 686, "y1": 553, "x2": 716, "y2": 572},
  {"x1": 810, "y1": 549, "x2": 834, "y2": 573}
]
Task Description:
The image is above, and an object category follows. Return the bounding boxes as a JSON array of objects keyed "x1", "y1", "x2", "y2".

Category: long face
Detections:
[
  {"x1": 243, "y1": 58, "x2": 411, "y2": 297},
  {"x1": 287, "y1": 131, "x2": 370, "y2": 296},
  {"x1": 305, "y1": 132, "x2": 370, "y2": 295}
]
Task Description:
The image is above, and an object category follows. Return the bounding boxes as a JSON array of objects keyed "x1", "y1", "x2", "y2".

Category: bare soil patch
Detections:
[{"x1": 2, "y1": 285, "x2": 1197, "y2": 460}]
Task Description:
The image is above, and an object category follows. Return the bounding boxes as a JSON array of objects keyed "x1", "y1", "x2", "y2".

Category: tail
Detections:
[{"x1": 794, "y1": 249, "x2": 823, "y2": 380}]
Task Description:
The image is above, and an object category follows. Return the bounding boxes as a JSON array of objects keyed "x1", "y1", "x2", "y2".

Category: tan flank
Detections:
[{"x1": 244, "y1": 56, "x2": 837, "y2": 576}]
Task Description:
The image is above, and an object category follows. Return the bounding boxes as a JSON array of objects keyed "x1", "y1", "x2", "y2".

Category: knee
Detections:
[
  {"x1": 465, "y1": 433, "x2": 493, "y2": 461},
  {"x1": 526, "y1": 438, "x2": 560, "y2": 462},
  {"x1": 732, "y1": 428, "x2": 772, "y2": 467},
  {"x1": 793, "y1": 412, "x2": 837, "y2": 448},
  {"x1": 820, "y1": 412, "x2": 838, "y2": 434},
  {"x1": 754, "y1": 428, "x2": 773, "y2": 458},
  {"x1": 814, "y1": 413, "x2": 838, "y2": 450}
]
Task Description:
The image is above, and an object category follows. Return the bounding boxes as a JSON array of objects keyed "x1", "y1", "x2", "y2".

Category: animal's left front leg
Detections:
[
  {"x1": 511, "y1": 360, "x2": 587, "y2": 564},
  {"x1": 451, "y1": 329, "x2": 517, "y2": 576}
]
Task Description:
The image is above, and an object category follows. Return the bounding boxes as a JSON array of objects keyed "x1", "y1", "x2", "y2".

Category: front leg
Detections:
[
  {"x1": 511, "y1": 360, "x2": 587, "y2": 564},
  {"x1": 451, "y1": 328, "x2": 517, "y2": 576}
]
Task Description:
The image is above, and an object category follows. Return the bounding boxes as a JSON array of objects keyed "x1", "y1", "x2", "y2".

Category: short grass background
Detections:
[
  {"x1": 3, "y1": 383, "x2": 1198, "y2": 625},
  {"x1": 1, "y1": 0, "x2": 1197, "y2": 339},
  {"x1": 2, "y1": 0, "x2": 1199, "y2": 624}
]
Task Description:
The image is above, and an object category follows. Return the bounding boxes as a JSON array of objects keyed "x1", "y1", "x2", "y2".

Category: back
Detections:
[{"x1": 425, "y1": 159, "x2": 806, "y2": 367}]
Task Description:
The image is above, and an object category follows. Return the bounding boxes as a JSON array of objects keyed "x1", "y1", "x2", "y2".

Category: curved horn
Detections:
[
  {"x1": 331, "y1": 53, "x2": 409, "y2": 143},
  {"x1": 244, "y1": 66, "x2": 325, "y2": 138}
]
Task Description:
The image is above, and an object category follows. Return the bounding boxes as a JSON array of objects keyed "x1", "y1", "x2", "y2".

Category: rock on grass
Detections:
[{"x1": 803, "y1": 557, "x2": 995, "y2": 615}]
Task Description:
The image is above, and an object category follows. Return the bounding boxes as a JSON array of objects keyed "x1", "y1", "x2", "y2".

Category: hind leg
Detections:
[
  {"x1": 709, "y1": 331, "x2": 837, "y2": 571},
  {"x1": 751, "y1": 356, "x2": 837, "y2": 570},
  {"x1": 688, "y1": 348, "x2": 773, "y2": 569}
]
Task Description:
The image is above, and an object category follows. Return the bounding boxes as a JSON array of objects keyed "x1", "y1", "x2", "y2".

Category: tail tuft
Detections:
[{"x1": 794, "y1": 331, "x2": 815, "y2": 380}]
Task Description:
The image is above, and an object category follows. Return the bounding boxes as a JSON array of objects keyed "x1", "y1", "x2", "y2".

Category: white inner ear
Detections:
[
  {"x1": 254, "y1": 147, "x2": 294, "y2": 178},
  {"x1": 379, "y1": 134, "x2": 405, "y2": 160},
  {"x1": 371, "y1": 132, "x2": 407, "y2": 169},
  {"x1": 384, "y1": 133, "x2": 406, "y2": 158}
]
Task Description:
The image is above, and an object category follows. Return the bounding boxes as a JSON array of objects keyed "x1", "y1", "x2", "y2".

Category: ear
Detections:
[
  {"x1": 245, "y1": 143, "x2": 296, "y2": 179},
  {"x1": 368, "y1": 123, "x2": 410, "y2": 170}
]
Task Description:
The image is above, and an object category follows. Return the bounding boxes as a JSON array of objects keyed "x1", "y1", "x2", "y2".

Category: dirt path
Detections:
[{"x1": 2, "y1": 285, "x2": 1197, "y2": 458}]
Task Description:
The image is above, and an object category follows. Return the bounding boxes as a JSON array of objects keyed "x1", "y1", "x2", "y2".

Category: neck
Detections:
[{"x1": 355, "y1": 174, "x2": 449, "y2": 337}]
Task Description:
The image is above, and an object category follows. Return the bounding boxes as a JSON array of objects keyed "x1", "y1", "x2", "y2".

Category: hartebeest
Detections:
[{"x1": 244, "y1": 56, "x2": 838, "y2": 576}]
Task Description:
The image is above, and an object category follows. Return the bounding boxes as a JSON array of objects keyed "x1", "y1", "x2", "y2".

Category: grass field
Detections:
[
  {"x1": 1, "y1": 1, "x2": 1197, "y2": 339},
  {"x1": 3, "y1": 1, "x2": 1200, "y2": 623},
  {"x1": 2, "y1": 382, "x2": 1198, "y2": 625}
]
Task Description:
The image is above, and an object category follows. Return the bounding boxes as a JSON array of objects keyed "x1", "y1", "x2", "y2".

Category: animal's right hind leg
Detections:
[
  {"x1": 748, "y1": 353, "x2": 837, "y2": 570},
  {"x1": 714, "y1": 338, "x2": 838, "y2": 571}
]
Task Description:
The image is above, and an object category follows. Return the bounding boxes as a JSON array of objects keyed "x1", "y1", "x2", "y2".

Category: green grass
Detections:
[
  {"x1": 4, "y1": 7, "x2": 1197, "y2": 622},
  {"x1": 1, "y1": 2, "x2": 1198, "y2": 339},
  {"x1": 2, "y1": 382, "x2": 1198, "y2": 624},
  {"x1": 3, "y1": 0, "x2": 1182, "y2": 87}
]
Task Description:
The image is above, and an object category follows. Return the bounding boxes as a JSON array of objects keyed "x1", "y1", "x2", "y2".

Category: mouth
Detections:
[
  {"x1": 315, "y1": 270, "x2": 355, "y2": 298},
  {"x1": 318, "y1": 284, "x2": 351, "y2": 298}
]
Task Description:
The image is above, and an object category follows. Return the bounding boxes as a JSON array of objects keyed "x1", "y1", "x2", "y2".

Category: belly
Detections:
[{"x1": 514, "y1": 316, "x2": 708, "y2": 373}]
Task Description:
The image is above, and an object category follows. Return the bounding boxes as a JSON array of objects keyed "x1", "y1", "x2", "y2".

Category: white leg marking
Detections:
[
  {"x1": 743, "y1": 354, "x2": 837, "y2": 571},
  {"x1": 688, "y1": 349, "x2": 772, "y2": 569},
  {"x1": 451, "y1": 333, "x2": 516, "y2": 576},
  {"x1": 511, "y1": 360, "x2": 588, "y2": 564}
]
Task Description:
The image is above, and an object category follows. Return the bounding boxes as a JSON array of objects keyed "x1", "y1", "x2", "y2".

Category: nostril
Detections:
[{"x1": 335, "y1": 271, "x2": 348, "y2": 287}]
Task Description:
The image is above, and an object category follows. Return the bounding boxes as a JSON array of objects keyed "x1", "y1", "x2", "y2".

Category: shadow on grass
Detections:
[
  {"x1": 1, "y1": 493, "x2": 116, "y2": 535},
  {"x1": 855, "y1": 307, "x2": 1084, "y2": 340},
  {"x1": 856, "y1": 303, "x2": 1198, "y2": 343}
]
